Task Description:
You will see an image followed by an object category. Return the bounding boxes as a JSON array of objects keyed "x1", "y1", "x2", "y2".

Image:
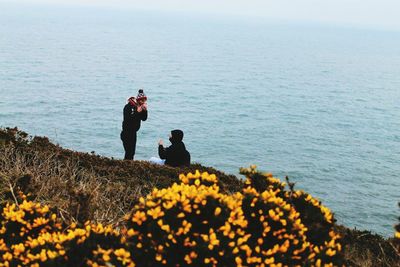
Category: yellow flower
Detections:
[
  {"x1": 47, "y1": 250, "x2": 58, "y2": 259},
  {"x1": 2, "y1": 252, "x2": 12, "y2": 261},
  {"x1": 395, "y1": 231, "x2": 400, "y2": 239},
  {"x1": 12, "y1": 243, "x2": 25, "y2": 256},
  {"x1": 40, "y1": 249, "x2": 47, "y2": 262},
  {"x1": 235, "y1": 256, "x2": 243, "y2": 266},
  {"x1": 102, "y1": 253, "x2": 111, "y2": 262},
  {"x1": 155, "y1": 254, "x2": 162, "y2": 261},
  {"x1": 132, "y1": 211, "x2": 147, "y2": 225},
  {"x1": 184, "y1": 254, "x2": 193, "y2": 264},
  {"x1": 326, "y1": 248, "x2": 336, "y2": 257},
  {"x1": 214, "y1": 207, "x2": 222, "y2": 216},
  {"x1": 147, "y1": 206, "x2": 164, "y2": 219},
  {"x1": 264, "y1": 257, "x2": 274, "y2": 264},
  {"x1": 114, "y1": 248, "x2": 131, "y2": 258}
]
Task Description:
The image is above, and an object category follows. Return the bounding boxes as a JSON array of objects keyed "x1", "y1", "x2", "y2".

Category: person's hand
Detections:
[
  {"x1": 158, "y1": 139, "x2": 163, "y2": 146},
  {"x1": 137, "y1": 105, "x2": 143, "y2": 112},
  {"x1": 142, "y1": 103, "x2": 147, "y2": 110}
]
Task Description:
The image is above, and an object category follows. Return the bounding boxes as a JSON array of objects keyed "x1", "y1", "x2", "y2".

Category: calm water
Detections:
[{"x1": 1, "y1": 4, "x2": 399, "y2": 237}]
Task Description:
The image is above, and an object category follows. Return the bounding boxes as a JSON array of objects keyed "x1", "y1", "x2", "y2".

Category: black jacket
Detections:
[
  {"x1": 159, "y1": 141, "x2": 190, "y2": 167},
  {"x1": 121, "y1": 103, "x2": 147, "y2": 136}
]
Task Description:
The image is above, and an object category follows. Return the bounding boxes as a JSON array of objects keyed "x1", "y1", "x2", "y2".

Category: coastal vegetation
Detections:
[{"x1": 0, "y1": 127, "x2": 399, "y2": 266}]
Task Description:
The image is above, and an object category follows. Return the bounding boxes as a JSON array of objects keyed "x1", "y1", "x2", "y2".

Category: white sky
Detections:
[{"x1": 3, "y1": 0, "x2": 400, "y2": 30}]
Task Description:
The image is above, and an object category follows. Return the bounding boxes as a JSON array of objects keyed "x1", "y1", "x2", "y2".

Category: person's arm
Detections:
[
  {"x1": 158, "y1": 139, "x2": 167, "y2": 159},
  {"x1": 141, "y1": 109, "x2": 148, "y2": 121},
  {"x1": 136, "y1": 104, "x2": 148, "y2": 121},
  {"x1": 158, "y1": 146, "x2": 168, "y2": 159}
]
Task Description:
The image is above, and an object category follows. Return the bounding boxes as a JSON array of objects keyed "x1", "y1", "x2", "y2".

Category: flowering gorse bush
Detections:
[
  {"x1": 124, "y1": 167, "x2": 343, "y2": 266},
  {"x1": 0, "y1": 193, "x2": 129, "y2": 267},
  {"x1": 1, "y1": 167, "x2": 343, "y2": 266},
  {"x1": 240, "y1": 166, "x2": 342, "y2": 266}
]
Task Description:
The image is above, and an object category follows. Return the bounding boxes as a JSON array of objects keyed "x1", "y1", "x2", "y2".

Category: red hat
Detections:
[
  {"x1": 137, "y1": 89, "x2": 147, "y2": 101},
  {"x1": 128, "y1": 97, "x2": 136, "y2": 106}
]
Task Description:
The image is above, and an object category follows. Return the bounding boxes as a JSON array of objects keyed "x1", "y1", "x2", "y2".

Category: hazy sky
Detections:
[{"x1": 3, "y1": 0, "x2": 400, "y2": 30}]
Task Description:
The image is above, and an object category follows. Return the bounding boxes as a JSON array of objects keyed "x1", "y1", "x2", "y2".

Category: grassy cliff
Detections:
[
  {"x1": 0, "y1": 127, "x2": 242, "y2": 225},
  {"x1": 0, "y1": 127, "x2": 399, "y2": 266}
]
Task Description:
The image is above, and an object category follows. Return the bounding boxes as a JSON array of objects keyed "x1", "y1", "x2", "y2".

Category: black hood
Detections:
[{"x1": 169, "y1": 129, "x2": 184, "y2": 144}]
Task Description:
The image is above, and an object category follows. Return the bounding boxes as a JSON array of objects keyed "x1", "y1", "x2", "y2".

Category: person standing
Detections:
[{"x1": 121, "y1": 89, "x2": 148, "y2": 160}]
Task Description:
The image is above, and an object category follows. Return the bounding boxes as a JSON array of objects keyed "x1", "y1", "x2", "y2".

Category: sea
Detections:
[{"x1": 1, "y1": 3, "x2": 399, "y2": 237}]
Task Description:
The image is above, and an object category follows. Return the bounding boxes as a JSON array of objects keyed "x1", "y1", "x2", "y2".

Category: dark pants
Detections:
[{"x1": 121, "y1": 131, "x2": 137, "y2": 160}]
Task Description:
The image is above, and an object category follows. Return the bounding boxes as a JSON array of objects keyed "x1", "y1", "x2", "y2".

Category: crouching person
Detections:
[{"x1": 151, "y1": 129, "x2": 190, "y2": 167}]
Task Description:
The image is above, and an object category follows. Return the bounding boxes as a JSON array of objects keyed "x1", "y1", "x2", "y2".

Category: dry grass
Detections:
[
  {"x1": 0, "y1": 127, "x2": 242, "y2": 227},
  {"x1": 1, "y1": 143, "x2": 140, "y2": 226},
  {"x1": 335, "y1": 226, "x2": 400, "y2": 266}
]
